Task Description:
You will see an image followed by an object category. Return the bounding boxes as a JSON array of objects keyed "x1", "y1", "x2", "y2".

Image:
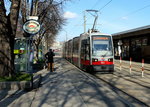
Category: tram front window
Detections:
[
  {"x1": 93, "y1": 44, "x2": 108, "y2": 51},
  {"x1": 92, "y1": 35, "x2": 113, "y2": 57}
]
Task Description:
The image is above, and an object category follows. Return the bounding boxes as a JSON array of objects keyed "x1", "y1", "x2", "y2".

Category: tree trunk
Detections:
[
  {"x1": 9, "y1": 0, "x2": 21, "y2": 76},
  {"x1": 0, "y1": 0, "x2": 21, "y2": 77},
  {"x1": 0, "y1": 0, "x2": 11, "y2": 76}
]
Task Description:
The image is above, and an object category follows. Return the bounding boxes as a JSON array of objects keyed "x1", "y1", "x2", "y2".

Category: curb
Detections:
[
  {"x1": 0, "y1": 81, "x2": 31, "y2": 90},
  {"x1": 33, "y1": 74, "x2": 42, "y2": 89},
  {"x1": 0, "y1": 74, "x2": 42, "y2": 90}
]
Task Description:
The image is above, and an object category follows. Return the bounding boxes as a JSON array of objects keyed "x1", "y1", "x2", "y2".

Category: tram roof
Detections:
[{"x1": 112, "y1": 25, "x2": 150, "y2": 39}]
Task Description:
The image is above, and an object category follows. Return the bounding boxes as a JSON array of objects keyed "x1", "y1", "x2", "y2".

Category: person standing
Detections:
[{"x1": 45, "y1": 49, "x2": 55, "y2": 72}]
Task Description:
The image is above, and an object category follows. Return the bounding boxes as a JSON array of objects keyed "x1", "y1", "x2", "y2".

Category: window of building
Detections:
[
  {"x1": 136, "y1": 39, "x2": 141, "y2": 46},
  {"x1": 142, "y1": 38, "x2": 148, "y2": 46}
]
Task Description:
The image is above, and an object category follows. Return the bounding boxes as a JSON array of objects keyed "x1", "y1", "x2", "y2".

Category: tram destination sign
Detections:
[
  {"x1": 23, "y1": 19, "x2": 41, "y2": 35},
  {"x1": 93, "y1": 37, "x2": 109, "y2": 40}
]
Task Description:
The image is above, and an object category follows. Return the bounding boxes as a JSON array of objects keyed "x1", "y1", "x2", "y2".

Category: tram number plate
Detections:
[{"x1": 101, "y1": 61, "x2": 105, "y2": 64}]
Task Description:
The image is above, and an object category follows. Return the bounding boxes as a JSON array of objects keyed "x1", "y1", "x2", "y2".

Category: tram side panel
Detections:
[
  {"x1": 64, "y1": 42, "x2": 68, "y2": 59},
  {"x1": 64, "y1": 42, "x2": 67, "y2": 59},
  {"x1": 79, "y1": 33, "x2": 91, "y2": 72},
  {"x1": 68, "y1": 40, "x2": 73, "y2": 63},
  {"x1": 62, "y1": 43, "x2": 65, "y2": 58},
  {"x1": 66, "y1": 41, "x2": 69, "y2": 60},
  {"x1": 80, "y1": 35, "x2": 91, "y2": 71},
  {"x1": 63, "y1": 42, "x2": 69, "y2": 60},
  {"x1": 72, "y1": 37, "x2": 80, "y2": 67}
]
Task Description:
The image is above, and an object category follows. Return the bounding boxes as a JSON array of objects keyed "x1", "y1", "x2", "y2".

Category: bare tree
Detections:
[
  {"x1": 20, "y1": 0, "x2": 28, "y2": 23},
  {"x1": 0, "y1": 0, "x2": 69, "y2": 76},
  {"x1": 0, "y1": 0, "x2": 21, "y2": 77},
  {"x1": 0, "y1": 0, "x2": 10, "y2": 76},
  {"x1": 32, "y1": 0, "x2": 66, "y2": 61}
]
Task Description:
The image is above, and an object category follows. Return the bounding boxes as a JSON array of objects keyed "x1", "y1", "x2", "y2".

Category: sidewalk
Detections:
[{"x1": 0, "y1": 57, "x2": 149, "y2": 107}]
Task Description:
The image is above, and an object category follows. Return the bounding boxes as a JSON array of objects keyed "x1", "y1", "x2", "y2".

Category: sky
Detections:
[
  {"x1": 57, "y1": 0, "x2": 150, "y2": 41},
  {"x1": 4, "y1": 0, "x2": 150, "y2": 42}
]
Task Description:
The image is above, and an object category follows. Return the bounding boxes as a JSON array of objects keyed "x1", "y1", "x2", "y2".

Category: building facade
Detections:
[{"x1": 112, "y1": 25, "x2": 150, "y2": 62}]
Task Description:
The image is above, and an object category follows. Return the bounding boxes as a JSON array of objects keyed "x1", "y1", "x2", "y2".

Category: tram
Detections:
[{"x1": 63, "y1": 29, "x2": 114, "y2": 73}]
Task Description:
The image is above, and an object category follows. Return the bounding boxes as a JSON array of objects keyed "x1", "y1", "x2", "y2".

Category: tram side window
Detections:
[
  {"x1": 81, "y1": 40, "x2": 85, "y2": 58},
  {"x1": 81, "y1": 40, "x2": 88, "y2": 59},
  {"x1": 85, "y1": 40, "x2": 90, "y2": 60},
  {"x1": 75, "y1": 40, "x2": 79, "y2": 54}
]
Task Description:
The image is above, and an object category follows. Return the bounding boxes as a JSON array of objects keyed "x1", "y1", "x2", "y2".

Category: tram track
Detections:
[
  {"x1": 93, "y1": 68, "x2": 150, "y2": 107},
  {"x1": 65, "y1": 59, "x2": 150, "y2": 106},
  {"x1": 70, "y1": 70, "x2": 134, "y2": 106},
  {"x1": 74, "y1": 68, "x2": 149, "y2": 106},
  {"x1": 79, "y1": 70, "x2": 149, "y2": 106},
  {"x1": 113, "y1": 68, "x2": 150, "y2": 88},
  {"x1": 78, "y1": 70, "x2": 149, "y2": 107},
  {"x1": 94, "y1": 74, "x2": 149, "y2": 107}
]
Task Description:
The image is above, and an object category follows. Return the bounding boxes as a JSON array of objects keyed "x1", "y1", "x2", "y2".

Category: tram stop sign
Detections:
[{"x1": 23, "y1": 19, "x2": 41, "y2": 35}]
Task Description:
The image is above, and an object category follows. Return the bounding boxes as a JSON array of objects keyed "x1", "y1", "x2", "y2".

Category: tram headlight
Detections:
[
  {"x1": 92, "y1": 58, "x2": 98, "y2": 62},
  {"x1": 108, "y1": 58, "x2": 113, "y2": 62}
]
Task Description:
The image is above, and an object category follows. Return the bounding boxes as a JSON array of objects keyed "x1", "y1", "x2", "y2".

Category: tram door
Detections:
[{"x1": 80, "y1": 39, "x2": 90, "y2": 70}]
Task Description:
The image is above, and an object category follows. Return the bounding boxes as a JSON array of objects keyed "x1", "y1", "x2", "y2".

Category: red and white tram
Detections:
[{"x1": 63, "y1": 30, "x2": 114, "y2": 73}]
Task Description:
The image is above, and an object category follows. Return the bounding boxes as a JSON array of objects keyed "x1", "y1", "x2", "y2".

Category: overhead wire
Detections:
[
  {"x1": 79, "y1": 0, "x2": 107, "y2": 31},
  {"x1": 72, "y1": 0, "x2": 113, "y2": 33},
  {"x1": 122, "y1": 4, "x2": 150, "y2": 17},
  {"x1": 99, "y1": 0, "x2": 112, "y2": 11},
  {"x1": 108, "y1": 3, "x2": 150, "y2": 23},
  {"x1": 73, "y1": 0, "x2": 106, "y2": 28},
  {"x1": 91, "y1": 0, "x2": 102, "y2": 9},
  {"x1": 91, "y1": 0, "x2": 113, "y2": 29},
  {"x1": 65, "y1": 0, "x2": 150, "y2": 38}
]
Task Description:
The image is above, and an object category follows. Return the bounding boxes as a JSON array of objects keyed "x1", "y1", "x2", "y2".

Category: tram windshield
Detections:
[{"x1": 92, "y1": 35, "x2": 113, "y2": 57}]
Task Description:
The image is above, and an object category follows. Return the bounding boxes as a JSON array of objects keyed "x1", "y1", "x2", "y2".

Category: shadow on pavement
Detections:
[
  {"x1": 31, "y1": 57, "x2": 133, "y2": 107},
  {"x1": 0, "y1": 90, "x2": 28, "y2": 107}
]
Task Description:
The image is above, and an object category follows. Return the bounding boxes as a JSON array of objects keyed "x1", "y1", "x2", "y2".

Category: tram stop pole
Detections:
[
  {"x1": 23, "y1": 16, "x2": 41, "y2": 89},
  {"x1": 25, "y1": 35, "x2": 34, "y2": 89}
]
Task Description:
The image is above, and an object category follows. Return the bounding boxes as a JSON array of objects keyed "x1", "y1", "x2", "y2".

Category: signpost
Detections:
[
  {"x1": 23, "y1": 19, "x2": 40, "y2": 35},
  {"x1": 23, "y1": 16, "x2": 41, "y2": 89}
]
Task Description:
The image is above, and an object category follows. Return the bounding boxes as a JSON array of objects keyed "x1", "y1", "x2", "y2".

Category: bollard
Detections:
[
  {"x1": 129, "y1": 57, "x2": 132, "y2": 74},
  {"x1": 141, "y1": 59, "x2": 144, "y2": 77},
  {"x1": 120, "y1": 56, "x2": 122, "y2": 71}
]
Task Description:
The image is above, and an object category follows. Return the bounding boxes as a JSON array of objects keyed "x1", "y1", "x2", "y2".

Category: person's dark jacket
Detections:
[{"x1": 45, "y1": 51, "x2": 55, "y2": 63}]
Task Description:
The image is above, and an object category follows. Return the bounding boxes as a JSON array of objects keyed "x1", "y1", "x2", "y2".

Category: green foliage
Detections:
[
  {"x1": 37, "y1": 59, "x2": 44, "y2": 63},
  {"x1": 0, "y1": 72, "x2": 32, "y2": 82}
]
